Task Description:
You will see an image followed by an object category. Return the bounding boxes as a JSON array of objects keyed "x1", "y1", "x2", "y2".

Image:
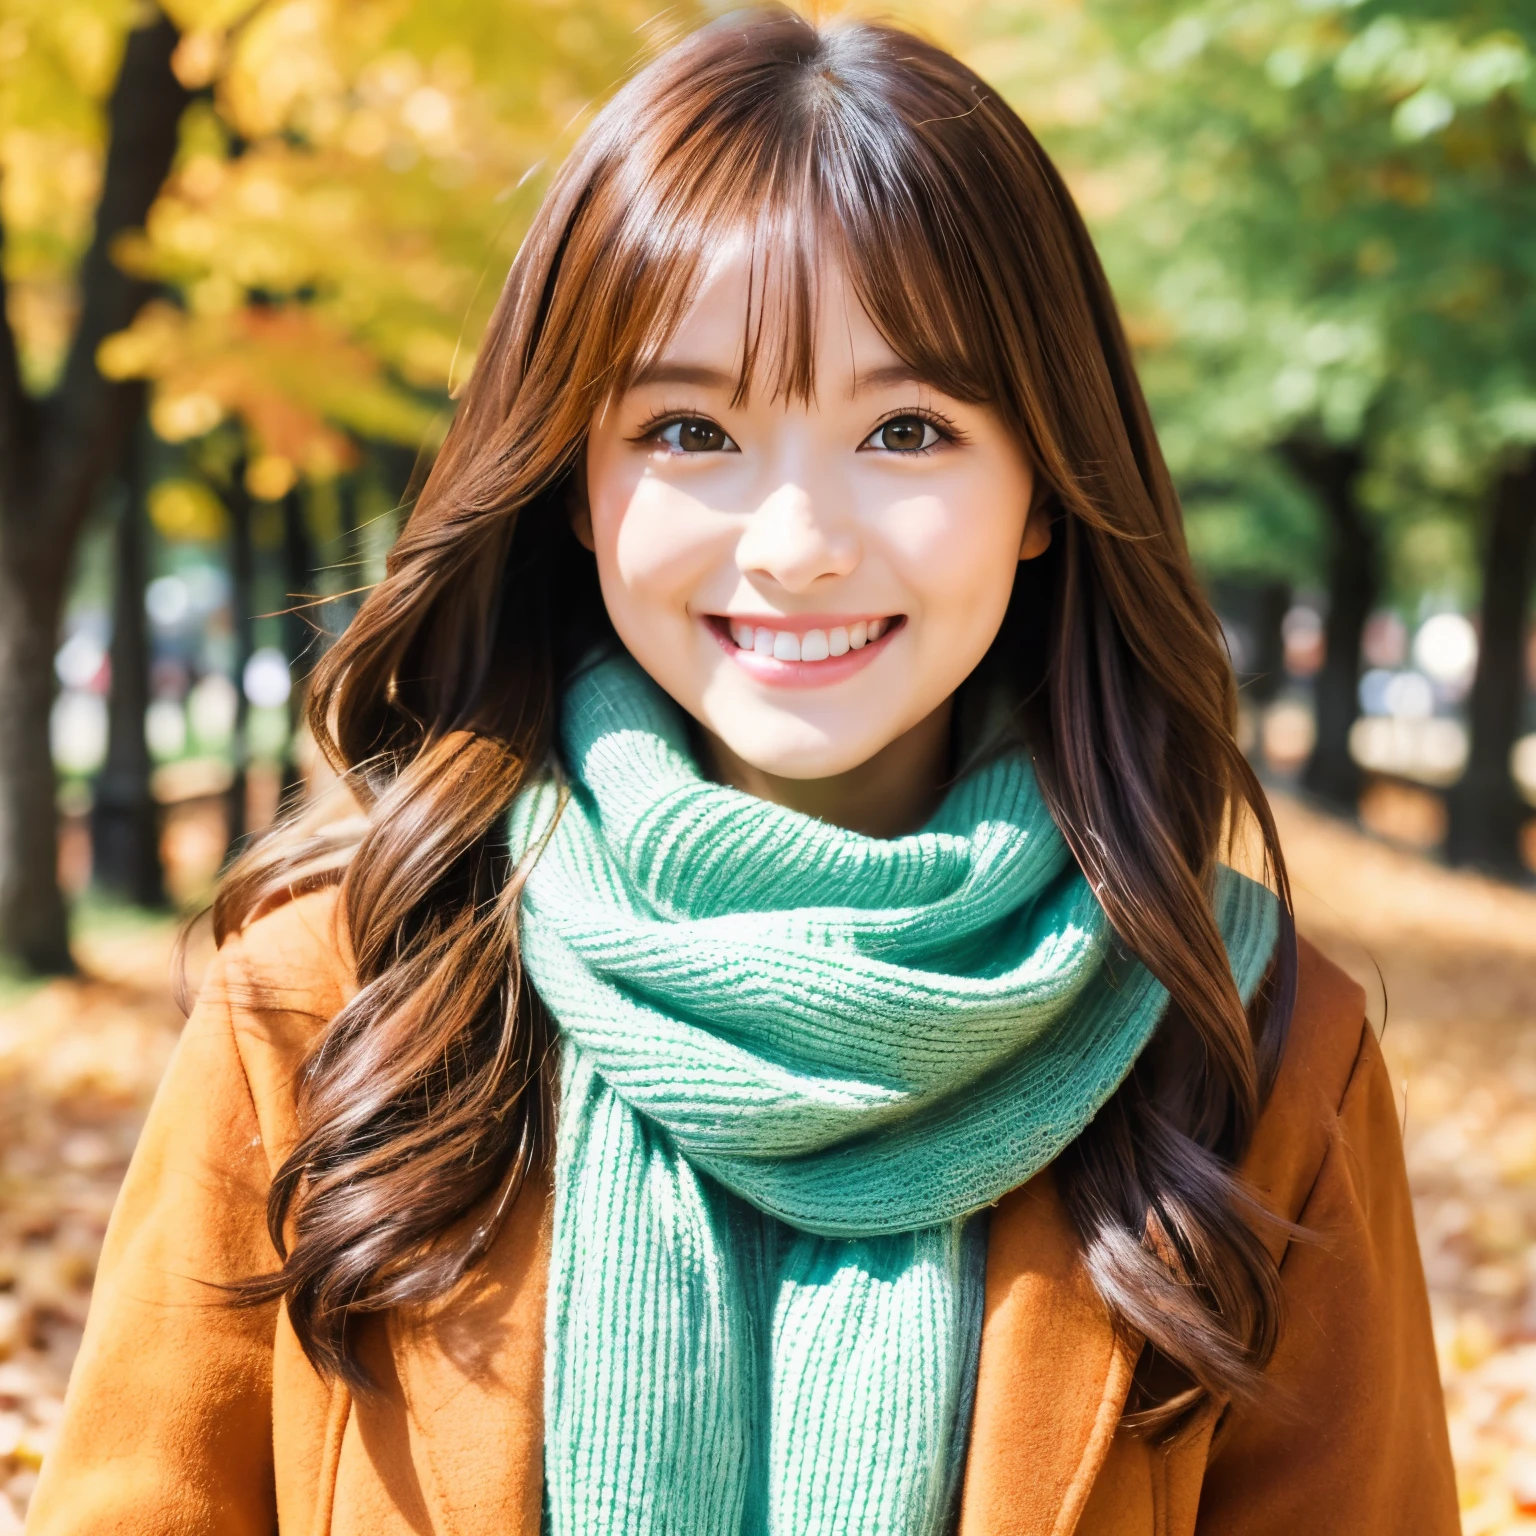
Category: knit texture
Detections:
[{"x1": 514, "y1": 654, "x2": 1279, "y2": 1536}]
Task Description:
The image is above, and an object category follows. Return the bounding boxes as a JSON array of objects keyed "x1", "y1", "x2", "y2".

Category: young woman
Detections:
[{"x1": 30, "y1": 11, "x2": 1456, "y2": 1534}]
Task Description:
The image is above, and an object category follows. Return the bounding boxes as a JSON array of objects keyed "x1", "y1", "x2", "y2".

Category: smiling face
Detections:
[{"x1": 578, "y1": 244, "x2": 1046, "y2": 820}]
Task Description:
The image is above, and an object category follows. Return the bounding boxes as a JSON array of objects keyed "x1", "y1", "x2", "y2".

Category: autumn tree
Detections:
[
  {"x1": 0, "y1": 0, "x2": 699, "y2": 973},
  {"x1": 92, "y1": 415, "x2": 165, "y2": 906},
  {"x1": 102, "y1": 0, "x2": 711, "y2": 865},
  {"x1": 103, "y1": 0, "x2": 700, "y2": 481},
  {"x1": 0, "y1": 7, "x2": 188, "y2": 972}
]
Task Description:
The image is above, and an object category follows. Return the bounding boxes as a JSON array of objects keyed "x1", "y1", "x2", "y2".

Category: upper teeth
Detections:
[{"x1": 728, "y1": 618, "x2": 888, "y2": 661}]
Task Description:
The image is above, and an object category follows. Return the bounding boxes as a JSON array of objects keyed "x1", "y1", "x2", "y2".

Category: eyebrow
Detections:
[
  {"x1": 852, "y1": 363, "x2": 926, "y2": 392},
  {"x1": 630, "y1": 361, "x2": 738, "y2": 389},
  {"x1": 627, "y1": 359, "x2": 934, "y2": 394}
]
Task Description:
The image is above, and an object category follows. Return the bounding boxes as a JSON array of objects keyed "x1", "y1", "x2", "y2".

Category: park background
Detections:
[{"x1": 0, "y1": 0, "x2": 1534, "y2": 1526}]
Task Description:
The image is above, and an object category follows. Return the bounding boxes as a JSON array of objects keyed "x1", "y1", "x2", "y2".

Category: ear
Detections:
[
  {"x1": 1018, "y1": 482, "x2": 1053, "y2": 563},
  {"x1": 569, "y1": 467, "x2": 595, "y2": 552}
]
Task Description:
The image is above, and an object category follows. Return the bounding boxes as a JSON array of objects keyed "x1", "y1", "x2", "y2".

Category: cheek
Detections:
[
  {"x1": 878, "y1": 484, "x2": 1027, "y2": 628},
  {"x1": 592, "y1": 478, "x2": 721, "y2": 614}
]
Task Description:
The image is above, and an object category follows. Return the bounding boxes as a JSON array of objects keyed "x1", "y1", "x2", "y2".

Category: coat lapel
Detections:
[
  {"x1": 959, "y1": 1170, "x2": 1136, "y2": 1536},
  {"x1": 367, "y1": 1170, "x2": 551, "y2": 1535}
]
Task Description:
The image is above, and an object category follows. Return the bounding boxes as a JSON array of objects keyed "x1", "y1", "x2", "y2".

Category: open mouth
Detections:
[
  {"x1": 703, "y1": 613, "x2": 905, "y2": 686},
  {"x1": 716, "y1": 615, "x2": 901, "y2": 662}
]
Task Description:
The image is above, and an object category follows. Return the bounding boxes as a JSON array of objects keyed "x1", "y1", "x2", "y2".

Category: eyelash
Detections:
[
  {"x1": 863, "y1": 408, "x2": 964, "y2": 455},
  {"x1": 631, "y1": 411, "x2": 719, "y2": 446},
  {"x1": 630, "y1": 407, "x2": 965, "y2": 452}
]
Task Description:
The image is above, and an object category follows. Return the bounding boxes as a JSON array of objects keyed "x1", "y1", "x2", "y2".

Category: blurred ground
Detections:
[
  {"x1": 0, "y1": 793, "x2": 1534, "y2": 1528},
  {"x1": 0, "y1": 904, "x2": 197, "y2": 1528}
]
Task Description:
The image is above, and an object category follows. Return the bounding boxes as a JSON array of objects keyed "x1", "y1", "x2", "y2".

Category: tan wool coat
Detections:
[{"x1": 27, "y1": 887, "x2": 1459, "y2": 1534}]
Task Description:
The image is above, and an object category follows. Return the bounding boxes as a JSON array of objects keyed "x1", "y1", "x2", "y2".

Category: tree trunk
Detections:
[
  {"x1": 1446, "y1": 456, "x2": 1536, "y2": 876},
  {"x1": 225, "y1": 477, "x2": 254, "y2": 856},
  {"x1": 0, "y1": 536, "x2": 72, "y2": 971},
  {"x1": 1248, "y1": 579, "x2": 1292, "y2": 711},
  {"x1": 92, "y1": 418, "x2": 165, "y2": 906},
  {"x1": 337, "y1": 473, "x2": 361, "y2": 631},
  {"x1": 1285, "y1": 439, "x2": 1375, "y2": 813},
  {"x1": 280, "y1": 488, "x2": 313, "y2": 806},
  {"x1": 0, "y1": 12, "x2": 189, "y2": 971}
]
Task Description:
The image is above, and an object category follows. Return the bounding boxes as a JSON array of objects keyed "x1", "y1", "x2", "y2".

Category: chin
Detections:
[{"x1": 709, "y1": 712, "x2": 896, "y2": 782}]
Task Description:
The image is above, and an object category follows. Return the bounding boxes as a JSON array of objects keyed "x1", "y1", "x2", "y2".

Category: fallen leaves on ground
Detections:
[
  {"x1": 0, "y1": 910, "x2": 195, "y2": 1529},
  {"x1": 1, "y1": 799, "x2": 1534, "y2": 1529}
]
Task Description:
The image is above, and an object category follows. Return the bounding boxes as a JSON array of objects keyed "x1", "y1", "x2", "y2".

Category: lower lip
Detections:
[{"x1": 705, "y1": 618, "x2": 903, "y2": 689}]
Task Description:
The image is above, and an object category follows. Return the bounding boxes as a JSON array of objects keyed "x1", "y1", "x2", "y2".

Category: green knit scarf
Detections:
[{"x1": 514, "y1": 654, "x2": 1278, "y2": 1536}]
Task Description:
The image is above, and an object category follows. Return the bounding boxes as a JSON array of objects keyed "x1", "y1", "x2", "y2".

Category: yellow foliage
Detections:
[
  {"x1": 169, "y1": 28, "x2": 225, "y2": 90},
  {"x1": 96, "y1": 297, "x2": 182, "y2": 380},
  {"x1": 4, "y1": 0, "x2": 709, "y2": 459},
  {"x1": 146, "y1": 477, "x2": 228, "y2": 541},
  {"x1": 0, "y1": 0, "x2": 140, "y2": 385},
  {"x1": 245, "y1": 452, "x2": 297, "y2": 500},
  {"x1": 150, "y1": 389, "x2": 225, "y2": 441},
  {"x1": 12, "y1": 0, "x2": 984, "y2": 468}
]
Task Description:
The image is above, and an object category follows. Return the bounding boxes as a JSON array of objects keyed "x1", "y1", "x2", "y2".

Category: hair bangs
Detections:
[{"x1": 551, "y1": 35, "x2": 1007, "y2": 424}]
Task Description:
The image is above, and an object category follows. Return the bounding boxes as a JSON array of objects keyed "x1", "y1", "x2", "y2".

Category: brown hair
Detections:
[{"x1": 223, "y1": 9, "x2": 1295, "y2": 1431}]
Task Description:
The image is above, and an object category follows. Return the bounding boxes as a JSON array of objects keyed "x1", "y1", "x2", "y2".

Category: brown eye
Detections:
[
  {"x1": 869, "y1": 416, "x2": 939, "y2": 453},
  {"x1": 659, "y1": 418, "x2": 734, "y2": 453}
]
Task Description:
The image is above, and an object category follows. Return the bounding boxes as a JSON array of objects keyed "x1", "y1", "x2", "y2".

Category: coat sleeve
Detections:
[
  {"x1": 25, "y1": 941, "x2": 281, "y2": 1535},
  {"x1": 1194, "y1": 1024, "x2": 1460, "y2": 1534}
]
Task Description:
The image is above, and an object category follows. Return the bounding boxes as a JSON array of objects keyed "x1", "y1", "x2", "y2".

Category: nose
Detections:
[{"x1": 735, "y1": 481, "x2": 860, "y2": 593}]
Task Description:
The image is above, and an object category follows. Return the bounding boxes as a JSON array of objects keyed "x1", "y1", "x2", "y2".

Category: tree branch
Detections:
[{"x1": 34, "y1": 10, "x2": 189, "y2": 543}]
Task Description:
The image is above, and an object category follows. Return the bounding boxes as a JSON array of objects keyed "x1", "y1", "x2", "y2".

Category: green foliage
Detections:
[
  {"x1": 959, "y1": 0, "x2": 1536, "y2": 594},
  {"x1": 1182, "y1": 463, "x2": 1325, "y2": 585}
]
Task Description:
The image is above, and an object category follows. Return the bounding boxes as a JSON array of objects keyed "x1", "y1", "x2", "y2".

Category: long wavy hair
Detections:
[{"x1": 222, "y1": 9, "x2": 1296, "y2": 1432}]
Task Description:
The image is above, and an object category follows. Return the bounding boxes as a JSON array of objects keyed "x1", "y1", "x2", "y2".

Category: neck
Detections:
[{"x1": 698, "y1": 700, "x2": 954, "y2": 839}]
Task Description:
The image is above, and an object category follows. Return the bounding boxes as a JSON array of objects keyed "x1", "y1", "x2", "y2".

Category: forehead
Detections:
[{"x1": 635, "y1": 239, "x2": 912, "y2": 401}]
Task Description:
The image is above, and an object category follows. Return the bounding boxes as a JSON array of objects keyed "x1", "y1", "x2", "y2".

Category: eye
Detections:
[
  {"x1": 863, "y1": 415, "x2": 942, "y2": 454},
  {"x1": 655, "y1": 417, "x2": 737, "y2": 453}
]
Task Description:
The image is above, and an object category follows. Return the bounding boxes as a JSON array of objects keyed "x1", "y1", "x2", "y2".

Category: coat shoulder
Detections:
[
  {"x1": 217, "y1": 882, "x2": 354, "y2": 1019},
  {"x1": 1239, "y1": 935, "x2": 1373, "y2": 1237},
  {"x1": 204, "y1": 883, "x2": 354, "y2": 1147}
]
